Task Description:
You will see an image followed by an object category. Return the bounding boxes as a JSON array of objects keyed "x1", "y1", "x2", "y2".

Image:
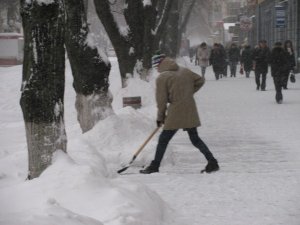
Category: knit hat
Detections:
[{"x1": 152, "y1": 51, "x2": 166, "y2": 68}]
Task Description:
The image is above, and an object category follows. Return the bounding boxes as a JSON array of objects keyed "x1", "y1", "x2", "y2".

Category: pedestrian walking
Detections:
[
  {"x1": 196, "y1": 42, "x2": 209, "y2": 77},
  {"x1": 252, "y1": 40, "x2": 270, "y2": 91},
  {"x1": 209, "y1": 43, "x2": 226, "y2": 80},
  {"x1": 220, "y1": 44, "x2": 228, "y2": 77},
  {"x1": 241, "y1": 45, "x2": 253, "y2": 78},
  {"x1": 228, "y1": 43, "x2": 240, "y2": 77},
  {"x1": 283, "y1": 40, "x2": 296, "y2": 89},
  {"x1": 269, "y1": 42, "x2": 289, "y2": 104},
  {"x1": 140, "y1": 53, "x2": 219, "y2": 174}
]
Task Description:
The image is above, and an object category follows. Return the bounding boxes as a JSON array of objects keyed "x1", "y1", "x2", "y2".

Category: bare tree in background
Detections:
[
  {"x1": 160, "y1": 0, "x2": 210, "y2": 57},
  {"x1": 184, "y1": 0, "x2": 212, "y2": 43},
  {"x1": 94, "y1": 0, "x2": 173, "y2": 86}
]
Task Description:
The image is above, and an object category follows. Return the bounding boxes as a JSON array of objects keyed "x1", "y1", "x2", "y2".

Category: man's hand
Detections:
[{"x1": 156, "y1": 121, "x2": 163, "y2": 127}]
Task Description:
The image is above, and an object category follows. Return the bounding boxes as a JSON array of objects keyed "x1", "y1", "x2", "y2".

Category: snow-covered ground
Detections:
[{"x1": 0, "y1": 58, "x2": 299, "y2": 225}]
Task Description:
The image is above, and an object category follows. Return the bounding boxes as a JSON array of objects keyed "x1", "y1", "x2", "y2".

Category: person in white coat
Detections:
[{"x1": 196, "y1": 42, "x2": 210, "y2": 77}]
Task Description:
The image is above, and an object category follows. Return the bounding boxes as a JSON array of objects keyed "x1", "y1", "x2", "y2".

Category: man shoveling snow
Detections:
[{"x1": 140, "y1": 53, "x2": 219, "y2": 174}]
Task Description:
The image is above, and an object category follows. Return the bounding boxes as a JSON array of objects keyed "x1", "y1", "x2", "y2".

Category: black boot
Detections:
[
  {"x1": 276, "y1": 92, "x2": 283, "y2": 104},
  {"x1": 202, "y1": 160, "x2": 219, "y2": 173},
  {"x1": 140, "y1": 162, "x2": 159, "y2": 174}
]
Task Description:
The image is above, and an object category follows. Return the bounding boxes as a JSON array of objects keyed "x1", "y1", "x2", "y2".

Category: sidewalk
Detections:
[{"x1": 124, "y1": 65, "x2": 300, "y2": 225}]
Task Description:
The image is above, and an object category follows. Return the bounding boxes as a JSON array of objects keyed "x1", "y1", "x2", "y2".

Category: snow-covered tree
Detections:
[
  {"x1": 20, "y1": 0, "x2": 113, "y2": 179},
  {"x1": 20, "y1": 0, "x2": 67, "y2": 179},
  {"x1": 64, "y1": 0, "x2": 113, "y2": 133},
  {"x1": 94, "y1": 0, "x2": 173, "y2": 86}
]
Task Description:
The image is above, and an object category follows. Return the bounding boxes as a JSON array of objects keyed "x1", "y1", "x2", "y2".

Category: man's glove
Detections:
[{"x1": 156, "y1": 121, "x2": 163, "y2": 127}]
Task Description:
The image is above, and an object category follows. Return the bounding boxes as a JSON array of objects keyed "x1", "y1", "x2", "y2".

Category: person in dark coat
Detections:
[
  {"x1": 220, "y1": 44, "x2": 228, "y2": 77},
  {"x1": 209, "y1": 43, "x2": 226, "y2": 80},
  {"x1": 140, "y1": 54, "x2": 219, "y2": 174},
  {"x1": 269, "y1": 42, "x2": 289, "y2": 104},
  {"x1": 241, "y1": 45, "x2": 253, "y2": 78},
  {"x1": 252, "y1": 40, "x2": 270, "y2": 91},
  {"x1": 228, "y1": 43, "x2": 240, "y2": 77},
  {"x1": 283, "y1": 40, "x2": 296, "y2": 89}
]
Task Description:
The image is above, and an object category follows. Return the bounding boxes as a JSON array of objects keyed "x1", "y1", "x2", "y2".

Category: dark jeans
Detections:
[
  {"x1": 282, "y1": 70, "x2": 290, "y2": 88},
  {"x1": 223, "y1": 63, "x2": 228, "y2": 77},
  {"x1": 214, "y1": 72, "x2": 220, "y2": 80},
  {"x1": 229, "y1": 61, "x2": 238, "y2": 77},
  {"x1": 273, "y1": 76, "x2": 284, "y2": 102},
  {"x1": 201, "y1": 66, "x2": 206, "y2": 77},
  {"x1": 255, "y1": 71, "x2": 267, "y2": 90},
  {"x1": 152, "y1": 128, "x2": 215, "y2": 167}
]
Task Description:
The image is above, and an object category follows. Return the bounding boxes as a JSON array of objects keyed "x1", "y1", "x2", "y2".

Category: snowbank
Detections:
[
  {"x1": 0, "y1": 64, "x2": 176, "y2": 225},
  {"x1": 0, "y1": 150, "x2": 172, "y2": 225}
]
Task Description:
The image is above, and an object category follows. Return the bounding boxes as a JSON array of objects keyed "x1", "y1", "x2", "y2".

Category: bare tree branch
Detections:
[
  {"x1": 94, "y1": 0, "x2": 127, "y2": 47},
  {"x1": 179, "y1": 0, "x2": 197, "y2": 34},
  {"x1": 153, "y1": 0, "x2": 173, "y2": 48}
]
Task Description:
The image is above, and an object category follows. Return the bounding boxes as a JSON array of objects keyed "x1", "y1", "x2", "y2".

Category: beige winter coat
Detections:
[
  {"x1": 197, "y1": 46, "x2": 210, "y2": 67},
  {"x1": 156, "y1": 57, "x2": 205, "y2": 130}
]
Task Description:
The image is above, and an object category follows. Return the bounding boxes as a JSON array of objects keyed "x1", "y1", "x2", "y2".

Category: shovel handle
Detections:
[
  {"x1": 117, "y1": 126, "x2": 160, "y2": 174},
  {"x1": 133, "y1": 126, "x2": 160, "y2": 158}
]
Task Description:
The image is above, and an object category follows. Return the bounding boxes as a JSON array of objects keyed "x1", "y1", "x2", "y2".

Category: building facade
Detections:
[
  {"x1": 226, "y1": 0, "x2": 299, "y2": 71},
  {"x1": 252, "y1": 0, "x2": 300, "y2": 70}
]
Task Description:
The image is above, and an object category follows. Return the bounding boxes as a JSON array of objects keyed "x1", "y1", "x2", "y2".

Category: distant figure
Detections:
[
  {"x1": 196, "y1": 42, "x2": 210, "y2": 77},
  {"x1": 252, "y1": 40, "x2": 270, "y2": 91},
  {"x1": 140, "y1": 53, "x2": 219, "y2": 174},
  {"x1": 241, "y1": 45, "x2": 253, "y2": 78},
  {"x1": 269, "y1": 42, "x2": 288, "y2": 104},
  {"x1": 219, "y1": 44, "x2": 228, "y2": 77},
  {"x1": 283, "y1": 40, "x2": 296, "y2": 89},
  {"x1": 228, "y1": 43, "x2": 240, "y2": 77},
  {"x1": 209, "y1": 43, "x2": 226, "y2": 80},
  {"x1": 194, "y1": 46, "x2": 200, "y2": 66},
  {"x1": 180, "y1": 36, "x2": 190, "y2": 57}
]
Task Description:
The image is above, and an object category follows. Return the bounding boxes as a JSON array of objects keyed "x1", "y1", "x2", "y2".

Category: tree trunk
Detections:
[
  {"x1": 177, "y1": 0, "x2": 197, "y2": 53},
  {"x1": 160, "y1": 0, "x2": 179, "y2": 58},
  {"x1": 94, "y1": 0, "x2": 135, "y2": 87},
  {"x1": 94, "y1": 0, "x2": 173, "y2": 85},
  {"x1": 141, "y1": 5, "x2": 156, "y2": 72},
  {"x1": 116, "y1": 49, "x2": 137, "y2": 87},
  {"x1": 64, "y1": 0, "x2": 113, "y2": 133},
  {"x1": 20, "y1": 0, "x2": 66, "y2": 179}
]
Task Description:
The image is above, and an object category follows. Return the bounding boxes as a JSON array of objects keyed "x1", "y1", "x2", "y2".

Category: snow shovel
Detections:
[{"x1": 117, "y1": 126, "x2": 160, "y2": 174}]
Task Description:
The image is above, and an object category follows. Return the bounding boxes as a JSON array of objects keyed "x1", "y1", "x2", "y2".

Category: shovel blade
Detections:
[{"x1": 117, "y1": 166, "x2": 129, "y2": 174}]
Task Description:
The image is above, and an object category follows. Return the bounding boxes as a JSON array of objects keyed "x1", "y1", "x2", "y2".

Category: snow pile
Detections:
[
  {"x1": 0, "y1": 65, "x2": 176, "y2": 225},
  {"x1": 84, "y1": 69, "x2": 178, "y2": 170},
  {"x1": 0, "y1": 150, "x2": 172, "y2": 225},
  {"x1": 111, "y1": 72, "x2": 157, "y2": 111}
]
